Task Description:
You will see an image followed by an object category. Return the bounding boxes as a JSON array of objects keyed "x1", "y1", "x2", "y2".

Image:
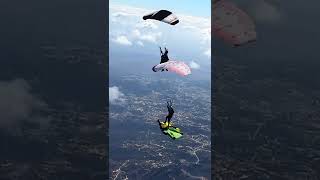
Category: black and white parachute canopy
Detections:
[{"x1": 143, "y1": 10, "x2": 179, "y2": 25}]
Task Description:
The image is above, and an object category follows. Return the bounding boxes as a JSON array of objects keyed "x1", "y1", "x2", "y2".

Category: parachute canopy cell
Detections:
[
  {"x1": 152, "y1": 61, "x2": 191, "y2": 76},
  {"x1": 164, "y1": 127, "x2": 183, "y2": 139},
  {"x1": 213, "y1": 0, "x2": 256, "y2": 46},
  {"x1": 143, "y1": 10, "x2": 179, "y2": 25}
]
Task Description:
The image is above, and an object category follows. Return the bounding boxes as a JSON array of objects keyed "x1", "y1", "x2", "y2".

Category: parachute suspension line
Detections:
[
  {"x1": 166, "y1": 26, "x2": 175, "y2": 50},
  {"x1": 159, "y1": 25, "x2": 174, "y2": 53},
  {"x1": 142, "y1": 10, "x2": 179, "y2": 49},
  {"x1": 160, "y1": 25, "x2": 171, "y2": 48},
  {"x1": 157, "y1": 25, "x2": 167, "y2": 49},
  {"x1": 162, "y1": 12, "x2": 177, "y2": 54}
]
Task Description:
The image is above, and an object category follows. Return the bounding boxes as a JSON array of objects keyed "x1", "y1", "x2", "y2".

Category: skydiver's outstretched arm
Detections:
[
  {"x1": 163, "y1": 47, "x2": 169, "y2": 62},
  {"x1": 159, "y1": 47, "x2": 163, "y2": 55}
]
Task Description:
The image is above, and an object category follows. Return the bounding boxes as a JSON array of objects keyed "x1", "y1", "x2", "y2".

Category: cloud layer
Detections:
[
  {"x1": 189, "y1": 61, "x2": 200, "y2": 69},
  {"x1": 204, "y1": 49, "x2": 211, "y2": 58},
  {"x1": 109, "y1": 86, "x2": 126, "y2": 104},
  {"x1": 110, "y1": 3, "x2": 211, "y2": 52},
  {"x1": 113, "y1": 35, "x2": 132, "y2": 46},
  {"x1": 0, "y1": 79, "x2": 47, "y2": 129}
]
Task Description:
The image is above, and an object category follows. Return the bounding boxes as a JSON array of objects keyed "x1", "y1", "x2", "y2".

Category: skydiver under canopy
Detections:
[
  {"x1": 160, "y1": 47, "x2": 170, "y2": 64},
  {"x1": 157, "y1": 100, "x2": 183, "y2": 139},
  {"x1": 152, "y1": 47, "x2": 171, "y2": 72}
]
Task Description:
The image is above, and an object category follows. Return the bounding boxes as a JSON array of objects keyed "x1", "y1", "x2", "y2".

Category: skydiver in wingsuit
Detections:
[
  {"x1": 158, "y1": 100, "x2": 174, "y2": 128},
  {"x1": 158, "y1": 100, "x2": 183, "y2": 139}
]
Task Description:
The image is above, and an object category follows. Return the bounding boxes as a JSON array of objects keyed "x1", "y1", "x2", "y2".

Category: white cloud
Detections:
[
  {"x1": 109, "y1": 86, "x2": 126, "y2": 104},
  {"x1": 131, "y1": 29, "x2": 162, "y2": 44},
  {"x1": 189, "y1": 61, "x2": 200, "y2": 69},
  {"x1": 110, "y1": 3, "x2": 150, "y2": 18},
  {"x1": 132, "y1": 29, "x2": 141, "y2": 37},
  {"x1": 112, "y1": 35, "x2": 132, "y2": 46},
  {"x1": 110, "y1": 3, "x2": 210, "y2": 48},
  {"x1": 136, "y1": 41, "x2": 144, "y2": 46},
  {"x1": 0, "y1": 79, "x2": 48, "y2": 129},
  {"x1": 135, "y1": 21, "x2": 158, "y2": 30},
  {"x1": 180, "y1": 15, "x2": 211, "y2": 44},
  {"x1": 110, "y1": 11, "x2": 134, "y2": 24},
  {"x1": 112, "y1": 11, "x2": 128, "y2": 16},
  {"x1": 111, "y1": 12, "x2": 130, "y2": 19},
  {"x1": 139, "y1": 32, "x2": 162, "y2": 43},
  {"x1": 204, "y1": 49, "x2": 211, "y2": 58},
  {"x1": 200, "y1": 28, "x2": 211, "y2": 44},
  {"x1": 181, "y1": 25, "x2": 198, "y2": 31}
]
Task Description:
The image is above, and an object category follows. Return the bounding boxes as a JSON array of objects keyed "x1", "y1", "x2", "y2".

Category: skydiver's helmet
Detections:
[{"x1": 152, "y1": 65, "x2": 157, "y2": 72}]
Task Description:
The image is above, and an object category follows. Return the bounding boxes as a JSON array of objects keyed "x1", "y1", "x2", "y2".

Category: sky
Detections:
[
  {"x1": 109, "y1": 0, "x2": 211, "y2": 17},
  {"x1": 109, "y1": 0, "x2": 211, "y2": 80}
]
